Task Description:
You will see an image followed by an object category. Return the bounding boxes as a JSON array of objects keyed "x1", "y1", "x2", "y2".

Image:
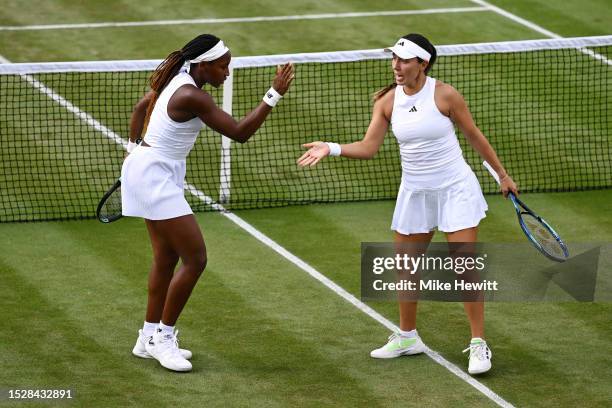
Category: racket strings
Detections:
[
  {"x1": 100, "y1": 189, "x2": 122, "y2": 221},
  {"x1": 523, "y1": 215, "x2": 565, "y2": 258}
]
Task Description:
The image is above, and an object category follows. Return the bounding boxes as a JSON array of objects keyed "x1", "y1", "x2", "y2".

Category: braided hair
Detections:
[{"x1": 142, "y1": 34, "x2": 222, "y2": 134}]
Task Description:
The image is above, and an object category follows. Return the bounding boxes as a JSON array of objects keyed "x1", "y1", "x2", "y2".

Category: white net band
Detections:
[{"x1": 1, "y1": 35, "x2": 611, "y2": 74}]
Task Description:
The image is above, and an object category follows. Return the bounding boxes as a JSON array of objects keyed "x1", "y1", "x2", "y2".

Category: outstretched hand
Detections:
[
  {"x1": 297, "y1": 141, "x2": 330, "y2": 167},
  {"x1": 272, "y1": 63, "x2": 295, "y2": 95}
]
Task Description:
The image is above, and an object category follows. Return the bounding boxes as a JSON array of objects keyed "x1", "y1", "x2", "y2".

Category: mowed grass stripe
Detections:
[
  {"x1": 0, "y1": 12, "x2": 542, "y2": 62},
  {"x1": 475, "y1": 0, "x2": 612, "y2": 37},
  {"x1": 0, "y1": 215, "x2": 501, "y2": 407},
  {"x1": 0, "y1": 222, "x2": 387, "y2": 407},
  {"x1": 0, "y1": 7, "x2": 489, "y2": 31},
  {"x1": 482, "y1": 302, "x2": 612, "y2": 407},
  {"x1": 3, "y1": 0, "x2": 611, "y2": 63},
  {"x1": 0, "y1": 260, "x2": 171, "y2": 407},
  {"x1": 0, "y1": 0, "x2": 478, "y2": 26},
  {"x1": 235, "y1": 190, "x2": 612, "y2": 407}
]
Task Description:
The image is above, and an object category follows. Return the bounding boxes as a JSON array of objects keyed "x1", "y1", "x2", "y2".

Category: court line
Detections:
[
  {"x1": 0, "y1": 54, "x2": 128, "y2": 147},
  {"x1": 0, "y1": 50, "x2": 512, "y2": 407},
  {"x1": 0, "y1": 7, "x2": 487, "y2": 31},
  {"x1": 471, "y1": 0, "x2": 612, "y2": 65},
  {"x1": 193, "y1": 197, "x2": 517, "y2": 408}
]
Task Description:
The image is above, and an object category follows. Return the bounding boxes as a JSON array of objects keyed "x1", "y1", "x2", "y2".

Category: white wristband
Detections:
[
  {"x1": 325, "y1": 142, "x2": 341, "y2": 157},
  {"x1": 263, "y1": 87, "x2": 283, "y2": 107},
  {"x1": 127, "y1": 140, "x2": 138, "y2": 153}
]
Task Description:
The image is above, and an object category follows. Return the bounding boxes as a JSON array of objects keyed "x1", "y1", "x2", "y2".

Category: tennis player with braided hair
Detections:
[
  {"x1": 123, "y1": 34, "x2": 294, "y2": 372},
  {"x1": 298, "y1": 33, "x2": 517, "y2": 375}
]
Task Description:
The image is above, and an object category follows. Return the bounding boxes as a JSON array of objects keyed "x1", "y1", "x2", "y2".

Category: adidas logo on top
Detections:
[{"x1": 409, "y1": 106, "x2": 417, "y2": 112}]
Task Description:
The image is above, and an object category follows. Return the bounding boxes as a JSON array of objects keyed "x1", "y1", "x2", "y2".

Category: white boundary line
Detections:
[
  {"x1": 2, "y1": 50, "x2": 513, "y2": 406},
  {"x1": 0, "y1": 7, "x2": 487, "y2": 31},
  {"x1": 0, "y1": 53, "x2": 126, "y2": 148},
  {"x1": 471, "y1": 0, "x2": 612, "y2": 66},
  {"x1": 208, "y1": 209, "x2": 516, "y2": 408},
  {"x1": 470, "y1": 0, "x2": 561, "y2": 38}
]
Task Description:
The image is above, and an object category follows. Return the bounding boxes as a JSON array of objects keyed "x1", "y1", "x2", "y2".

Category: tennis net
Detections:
[{"x1": 1, "y1": 35, "x2": 611, "y2": 222}]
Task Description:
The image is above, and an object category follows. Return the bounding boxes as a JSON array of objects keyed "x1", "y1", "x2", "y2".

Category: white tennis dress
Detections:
[
  {"x1": 390, "y1": 76, "x2": 488, "y2": 234},
  {"x1": 121, "y1": 72, "x2": 204, "y2": 220}
]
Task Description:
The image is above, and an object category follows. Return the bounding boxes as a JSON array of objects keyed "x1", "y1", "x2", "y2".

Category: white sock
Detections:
[
  {"x1": 142, "y1": 321, "x2": 157, "y2": 337},
  {"x1": 399, "y1": 329, "x2": 417, "y2": 338},
  {"x1": 471, "y1": 337, "x2": 485, "y2": 344},
  {"x1": 158, "y1": 321, "x2": 175, "y2": 336}
]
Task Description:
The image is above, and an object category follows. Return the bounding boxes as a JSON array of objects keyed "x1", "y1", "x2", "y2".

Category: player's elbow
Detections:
[
  {"x1": 234, "y1": 130, "x2": 252, "y2": 143},
  {"x1": 358, "y1": 142, "x2": 379, "y2": 159},
  {"x1": 225, "y1": 129, "x2": 251, "y2": 144}
]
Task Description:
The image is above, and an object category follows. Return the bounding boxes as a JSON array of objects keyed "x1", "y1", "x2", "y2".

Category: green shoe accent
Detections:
[{"x1": 386, "y1": 336, "x2": 417, "y2": 351}]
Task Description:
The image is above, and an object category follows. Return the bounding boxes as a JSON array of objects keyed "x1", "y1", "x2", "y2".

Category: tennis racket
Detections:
[
  {"x1": 96, "y1": 178, "x2": 122, "y2": 223},
  {"x1": 483, "y1": 161, "x2": 569, "y2": 262}
]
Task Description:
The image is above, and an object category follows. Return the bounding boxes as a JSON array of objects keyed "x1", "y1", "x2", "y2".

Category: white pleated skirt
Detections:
[
  {"x1": 121, "y1": 146, "x2": 193, "y2": 220},
  {"x1": 391, "y1": 170, "x2": 488, "y2": 234}
]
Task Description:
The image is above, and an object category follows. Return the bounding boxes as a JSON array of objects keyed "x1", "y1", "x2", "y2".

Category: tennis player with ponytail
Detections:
[
  {"x1": 298, "y1": 33, "x2": 517, "y2": 375},
  {"x1": 123, "y1": 34, "x2": 294, "y2": 372}
]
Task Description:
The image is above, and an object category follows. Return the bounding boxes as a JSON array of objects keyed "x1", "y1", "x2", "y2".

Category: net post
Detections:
[{"x1": 219, "y1": 66, "x2": 233, "y2": 203}]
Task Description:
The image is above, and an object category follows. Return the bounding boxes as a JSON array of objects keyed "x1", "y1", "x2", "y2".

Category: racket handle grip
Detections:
[{"x1": 482, "y1": 161, "x2": 501, "y2": 185}]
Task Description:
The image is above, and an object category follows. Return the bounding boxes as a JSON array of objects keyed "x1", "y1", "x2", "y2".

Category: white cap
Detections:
[{"x1": 384, "y1": 38, "x2": 431, "y2": 61}]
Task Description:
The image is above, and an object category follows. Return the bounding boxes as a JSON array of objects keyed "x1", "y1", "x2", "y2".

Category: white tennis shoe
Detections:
[
  {"x1": 132, "y1": 329, "x2": 192, "y2": 360},
  {"x1": 463, "y1": 338, "x2": 492, "y2": 374},
  {"x1": 370, "y1": 332, "x2": 427, "y2": 359},
  {"x1": 144, "y1": 330, "x2": 193, "y2": 372}
]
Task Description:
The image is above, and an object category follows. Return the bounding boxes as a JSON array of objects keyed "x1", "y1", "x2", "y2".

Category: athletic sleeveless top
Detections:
[
  {"x1": 390, "y1": 76, "x2": 470, "y2": 189},
  {"x1": 144, "y1": 72, "x2": 204, "y2": 160}
]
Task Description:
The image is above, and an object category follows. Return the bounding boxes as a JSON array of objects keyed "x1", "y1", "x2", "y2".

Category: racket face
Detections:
[
  {"x1": 519, "y1": 212, "x2": 569, "y2": 262},
  {"x1": 97, "y1": 181, "x2": 122, "y2": 223}
]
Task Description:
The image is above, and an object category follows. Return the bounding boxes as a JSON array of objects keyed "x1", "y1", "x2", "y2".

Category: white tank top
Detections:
[
  {"x1": 391, "y1": 76, "x2": 470, "y2": 189},
  {"x1": 144, "y1": 72, "x2": 204, "y2": 160}
]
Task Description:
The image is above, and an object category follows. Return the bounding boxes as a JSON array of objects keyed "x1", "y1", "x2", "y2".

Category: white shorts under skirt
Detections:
[
  {"x1": 391, "y1": 170, "x2": 488, "y2": 234},
  {"x1": 121, "y1": 146, "x2": 193, "y2": 220}
]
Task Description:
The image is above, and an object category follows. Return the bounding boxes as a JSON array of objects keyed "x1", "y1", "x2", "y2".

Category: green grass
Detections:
[
  {"x1": 486, "y1": 0, "x2": 612, "y2": 37},
  {"x1": 0, "y1": 0, "x2": 611, "y2": 406},
  {"x1": 0, "y1": 12, "x2": 544, "y2": 62},
  {"x1": 233, "y1": 191, "x2": 612, "y2": 407},
  {"x1": 0, "y1": 0, "x2": 473, "y2": 26},
  {"x1": 0, "y1": 209, "x2": 497, "y2": 408},
  {"x1": 1, "y1": 0, "x2": 610, "y2": 62},
  {"x1": 1, "y1": 191, "x2": 611, "y2": 407}
]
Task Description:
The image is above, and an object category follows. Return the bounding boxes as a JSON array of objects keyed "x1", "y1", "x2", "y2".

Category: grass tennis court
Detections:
[{"x1": 1, "y1": 0, "x2": 611, "y2": 407}]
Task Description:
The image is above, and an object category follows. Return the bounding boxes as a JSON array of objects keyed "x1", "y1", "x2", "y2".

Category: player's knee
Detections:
[
  {"x1": 196, "y1": 253, "x2": 207, "y2": 274},
  {"x1": 155, "y1": 254, "x2": 179, "y2": 270},
  {"x1": 187, "y1": 251, "x2": 207, "y2": 275}
]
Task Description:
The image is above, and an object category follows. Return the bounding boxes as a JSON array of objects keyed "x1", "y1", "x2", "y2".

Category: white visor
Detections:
[
  {"x1": 384, "y1": 38, "x2": 431, "y2": 61},
  {"x1": 188, "y1": 40, "x2": 230, "y2": 64}
]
